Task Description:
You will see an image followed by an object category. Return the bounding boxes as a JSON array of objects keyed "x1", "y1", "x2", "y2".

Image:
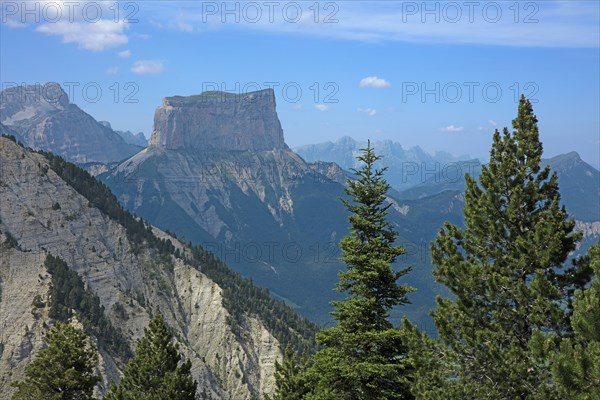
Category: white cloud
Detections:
[
  {"x1": 36, "y1": 20, "x2": 128, "y2": 51},
  {"x1": 3, "y1": 19, "x2": 27, "y2": 28},
  {"x1": 131, "y1": 60, "x2": 165, "y2": 74},
  {"x1": 357, "y1": 107, "x2": 377, "y2": 116},
  {"x1": 359, "y1": 76, "x2": 390, "y2": 89},
  {"x1": 478, "y1": 120, "x2": 498, "y2": 131},
  {"x1": 315, "y1": 104, "x2": 330, "y2": 112},
  {"x1": 118, "y1": 49, "x2": 131, "y2": 58},
  {"x1": 106, "y1": 66, "x2": 119, "y2": 75},
  {"x1": 292, "y1": 104, "x2": 304, "y2": 110},
  {"x1": 440, "y1": 125, "x2": 464, "y2": 132}
]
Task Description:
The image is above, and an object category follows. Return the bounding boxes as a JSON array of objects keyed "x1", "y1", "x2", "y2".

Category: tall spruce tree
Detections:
[
  {"x1": 105, "y1": 313, "x2": 196, "y2": 400},
  {"x1": 427, "y1": 96, "x2": 583, "y2": 399},
  {"x1": 552, "y1": 241, "x2": 600, "y2": 399},
  {"x1": 307, "y1": 141, "x2": 415, "y2": 400},
  {"x1": 265, "y1": 345, "x2": 312, "y2": 400},
  {"x1": 12, "y1": 322, "x2": 100, "y2": 400}
]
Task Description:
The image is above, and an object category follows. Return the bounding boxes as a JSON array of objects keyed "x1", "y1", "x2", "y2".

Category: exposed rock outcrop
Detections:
[
  {"x1": 0, "y1": 83, "x2": 142, "y2": 164},
  {"x1": 0, "y1": 137, "x2": 281, "y2": 399},
  {"x1": 149, "y1": 89, "x2": 286, "y2": 151},
  {"x1": 102, "y1": 90, "x2": 350, "y2": 324}
]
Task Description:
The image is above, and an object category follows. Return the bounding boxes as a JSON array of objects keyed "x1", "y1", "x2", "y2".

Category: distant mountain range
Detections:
[
  {"x1": 394, "y1": 151, "x2": 599, "y2": 222},
  {"x1": 99, "y1": 121, "x2": 148, "y2": 147},
  {"x1": 3, "y1": 82, "x2": 598, "y2": 331},
  {"x1": 295, "y1": 137, "x2": 475, "y2": 191},
  {"x1": 296, "y1": 137, "x2": 599, "y2": 222}
]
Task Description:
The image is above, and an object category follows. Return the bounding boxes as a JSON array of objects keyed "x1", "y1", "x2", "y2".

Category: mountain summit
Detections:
[
  {"x1": 0, "y1": 83, "x2": 141, "y2": 164},
  {"x1": 149, "y1": 89, "x2": 286, "y2": 151}
]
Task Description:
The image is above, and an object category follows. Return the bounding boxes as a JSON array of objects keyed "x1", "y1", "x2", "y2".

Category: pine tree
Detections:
[
  {"x1": 552, "y1": 241, "x2": 600, "y2": 399},
  {"x1": 307, "y1": 141, "x2": 415, "y2": 399},
  {"x1": 426, "y1": 96, "x2": 583, "y2": 399},
  {"x1": 12, "y1": 322, "x2": 100, "y2": 400},
  {"x1": 105, "y1": 313, "x2": 197, "y2": 400},
  {"x1": 265, "y1": 345, "x2": 312, "y2": 400}
]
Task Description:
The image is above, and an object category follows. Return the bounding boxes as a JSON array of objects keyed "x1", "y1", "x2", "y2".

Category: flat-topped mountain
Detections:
[
  {"x1": 0, "y1": 83, "x2": 142, "y2": 164},
  {"x1": 100, "y1": 90, "x2": 476, "y2": 326},
  {"x1": 149, "y1": 89, "x2": 286, "y2": 151}
]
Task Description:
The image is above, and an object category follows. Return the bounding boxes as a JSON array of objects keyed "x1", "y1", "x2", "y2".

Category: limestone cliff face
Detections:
[
  {"x1": 105, "y1": 89, "x2": 342, "y2": 244},
  {"x1": 149, "y1": 90, "x2": 286, "y2": 151},
  {"x1": 0, "y1": 137, "x2": 280, "y2": 399},
  {"x1": 101, "y1": 90, "x2": 350, "y2": 323},
  {"x1": 0, "y1": 83, "x2": 142, "y2": 164}
]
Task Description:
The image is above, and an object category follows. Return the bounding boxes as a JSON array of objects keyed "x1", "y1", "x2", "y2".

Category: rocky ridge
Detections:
[
  {"x1": 0, "y1": 83, "x2": 142, "y2": 164},
  {"x1": 0, "y1": 137, "x2": 283, "y2": 399}
]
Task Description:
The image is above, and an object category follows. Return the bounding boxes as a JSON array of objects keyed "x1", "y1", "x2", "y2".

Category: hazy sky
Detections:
[{"x1": 1, "y1": 1, "x2": 599, "y2": 166}]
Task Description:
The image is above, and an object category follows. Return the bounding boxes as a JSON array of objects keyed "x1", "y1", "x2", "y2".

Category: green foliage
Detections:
[
  {"x1": 44, "y1": 254, "x2": 132, "y2": 361},
  {"x1": 551, "y1": 241, "x2": 600, "y2": 399},
  {"x1": 39, "y1": 149, "x2": 318, "y2": 355},
  {"x1": 307, "y1": 142, "x2": 415, "y2": 399},
  {"x1": 265, "y1": 345, "x2": 312, "y2": 400},
  {"x1": 11, "y1": 322, "x2": 100, "y2": 400},
  {"x1": 401, "y1": 318, "x2": 454, "y2": 400},
  {"x1": 424, "y1": 96, "x2": 585, "y2": 399},
  {"x1": 1, "y1": 133, "x2": 17, "y2": 143},
  {"x1": 105, "y1": 313, "x2": 197, "y2": 400}
]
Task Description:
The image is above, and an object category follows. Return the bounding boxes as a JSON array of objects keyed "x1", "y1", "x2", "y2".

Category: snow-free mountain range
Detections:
[{"x1": 0, "y1": 82, "x2": 598, "y2": 398}]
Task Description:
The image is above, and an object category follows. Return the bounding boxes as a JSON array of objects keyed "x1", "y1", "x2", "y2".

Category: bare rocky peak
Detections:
[
  {"x1": 0, "y1": 82, "x2": 70, "y2": 117},
  {"x1": 0, "y1": 83, "x2": 141, "y2": 164},
  {"x1": 149, "y1": 89, "x2": 287, "y2": 151}
]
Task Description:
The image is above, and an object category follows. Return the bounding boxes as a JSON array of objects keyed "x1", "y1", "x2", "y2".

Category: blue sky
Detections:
[{"x1": 1, "y1": 1, "x2": 599, "y2": 166}]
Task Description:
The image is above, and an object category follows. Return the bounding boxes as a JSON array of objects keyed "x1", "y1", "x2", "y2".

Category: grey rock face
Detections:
[
  {"x1": 0, "y1": 137, "x2": 280, "y2": 399},
  {"x1": 149, "y1": 89, "x2": 286, "y2": 151},
  {"x1": 0, "y1": 83, "x2": 142, "y2": 164}
]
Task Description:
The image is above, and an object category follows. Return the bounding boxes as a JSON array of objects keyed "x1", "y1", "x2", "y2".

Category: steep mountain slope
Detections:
[
  {"x1": 0, "y1": 83, "x2": 141, "y2": 164},
  {"x1": 0, "y1": 136, "x2": 318, "y2": 399},
  {"x1": 542, "y1": 152, "x2": 600, "y2": 221},
  {"x1": 397, "y1": 151, "x2": 599, "y2": 222},
  {"x1": 294, "y1": 136, "x2": 474, "y2": 191},
  {"x1": 101, "y1": 90, "x2": 598, "y2": 329},
  {"x1": 101, "y1": 89, "x2": 357, "y2": 323}
]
